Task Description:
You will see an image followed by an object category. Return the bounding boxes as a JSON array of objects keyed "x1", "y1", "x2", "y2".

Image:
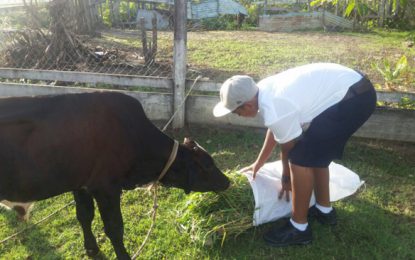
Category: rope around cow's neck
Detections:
[
  {"x1": 132, "y1": 76, "x2": 201, "y2": 259},
  {"x1": 131, "y1": 139, "x2": 179, "y2": 258}
]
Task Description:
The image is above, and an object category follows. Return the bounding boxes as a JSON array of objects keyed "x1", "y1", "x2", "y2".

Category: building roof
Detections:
[{"x1": 135, "y1": 0, "x2": 248, "y2": 19}]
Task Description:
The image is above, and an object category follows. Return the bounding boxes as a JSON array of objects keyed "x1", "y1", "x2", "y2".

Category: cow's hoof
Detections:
[
  {"x1": 13, "y1": 206, "x2": 28, "y2": 221},
  {"x1": 86, "y1": 248, "x2": 100, "y2": 257}
]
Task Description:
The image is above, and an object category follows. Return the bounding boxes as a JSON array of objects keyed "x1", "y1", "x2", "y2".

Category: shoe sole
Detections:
[
  {"x1": 264, "y1": 239, "x2": 312, "y2": 247},
  {"x1": 308, "y1": 207, "x2": 337, "y2": 226},
  {"x1": 317, "y1": 219, "x2": 337, "y2": 226},
  {"x1": 308, "y1": 215, "x2": 337, "y2": 226}
]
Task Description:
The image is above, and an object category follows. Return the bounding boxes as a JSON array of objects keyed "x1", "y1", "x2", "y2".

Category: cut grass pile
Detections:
[{"x1": 176, "y1": 170, "x2": 254, "y2": 247}]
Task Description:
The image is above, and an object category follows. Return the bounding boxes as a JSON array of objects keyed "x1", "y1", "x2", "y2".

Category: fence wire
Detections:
[
  {"x1": 0, "y1": 0, "x2": 414, "y2": 85},
  {"x1": 0, "y1": 0, "x2": 176, "y2": 79}
]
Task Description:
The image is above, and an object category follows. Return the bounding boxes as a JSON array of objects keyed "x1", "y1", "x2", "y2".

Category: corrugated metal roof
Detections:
[
  {"x1": 137, "y1": 0, "x2": 247, "y2": 19},
  {"x1": 136, "y1": 9, "x2": 170, "y2": 29},
  {"x1": 190, "y1": 1, "x2": 219, "y2": 19},
  {"x1": 189, "y1": 0, "x2": 248, "y2": 19},
  {"x1": 218, "y1": 0, "x2": 248, "y2": 15}
]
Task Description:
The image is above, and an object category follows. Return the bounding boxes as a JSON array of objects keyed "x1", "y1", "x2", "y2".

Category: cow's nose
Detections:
[{"x1": 221, "y1": 177, "x2": 231, "y2": 191}]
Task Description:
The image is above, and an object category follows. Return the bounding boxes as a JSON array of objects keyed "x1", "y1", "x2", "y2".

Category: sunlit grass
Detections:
[{"x1": 1, "y1": 127, "x2": 413, "y2": 259}]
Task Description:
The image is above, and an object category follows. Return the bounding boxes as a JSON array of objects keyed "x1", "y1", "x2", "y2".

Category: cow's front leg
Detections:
[
  {"x1": 93, "y1": 189, "x2": 130, "y2": 260},
  {"x1": 73, "y1": 190, "x2": 100, "y2": 257}
]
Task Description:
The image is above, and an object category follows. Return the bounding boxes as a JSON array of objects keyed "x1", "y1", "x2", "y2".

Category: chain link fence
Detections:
[
  {"x1": 0, "y1": 0, "x2": 178, "y2": 79},
  {"x1": 0, "y1": 0, "x2": 254, "y2": 83},
  {"x1": 1, "y1": 0, "x2": 414, "y2": 84}
]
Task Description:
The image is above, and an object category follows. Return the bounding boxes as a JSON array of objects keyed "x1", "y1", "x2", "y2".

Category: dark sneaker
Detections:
[
  {"x1": 308, "y1": 205, "x2": 337, "y2": 226},
  {"x1": 263, "y1": 220, "x2": 312, "y2": 247}
]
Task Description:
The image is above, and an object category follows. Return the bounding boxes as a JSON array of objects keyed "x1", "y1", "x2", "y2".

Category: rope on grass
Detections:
[
  {"x1": 131, "y1": 185, "x2": 159, "y2": 259},
  {"x1": 0, "y1": 200, "x2": 75, "y2": 244}
]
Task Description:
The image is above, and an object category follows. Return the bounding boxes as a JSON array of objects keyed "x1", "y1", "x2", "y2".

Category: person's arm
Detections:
[
  {"x1": 240, "y1": 129, "x2": 277, "y2": 178},
  {"x1": 278, "y1": 139, "x2": 297, "y2": 201}
]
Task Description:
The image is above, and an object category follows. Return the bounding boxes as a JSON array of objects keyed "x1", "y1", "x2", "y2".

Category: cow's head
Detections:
[{"x1": 160, "y1": 138, "x2": 230, "y2": 194}]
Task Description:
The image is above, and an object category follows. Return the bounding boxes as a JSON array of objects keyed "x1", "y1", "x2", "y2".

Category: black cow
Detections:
[{"x1": 0, "y1": 92, "x2": 230, "y2": 259}]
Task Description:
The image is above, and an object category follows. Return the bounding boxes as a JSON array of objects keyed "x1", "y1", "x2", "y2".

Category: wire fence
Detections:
[
  {"x1": 1, "y1": 0, "x2": 414, "y2": 85},
  {"x1": 0, "y1": 0, "x2": 252, "y2": 82},
  {"x1": 0, "y1": 0, "x2": 178, "y2": 79}
]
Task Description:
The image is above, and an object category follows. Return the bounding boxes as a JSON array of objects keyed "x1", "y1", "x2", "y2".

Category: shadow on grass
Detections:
[
  {"x1": 0, "y1": 203, "x2": 113, "y2": 259},
  {"x1": 0, "y1": 207, "x2": 63, "y2": 259}
]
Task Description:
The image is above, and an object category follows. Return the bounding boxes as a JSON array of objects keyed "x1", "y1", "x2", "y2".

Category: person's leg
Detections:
[
  {"x1": 313, "y1": 167, "x2": 330, "y2": 207},
  {"x1": 263, "y1": 163, "x2": 314, "y2": 246},
  {"x1": 290, "y1": 163, "x2": 314, "y2": 224},
  {"x1": 309, "y1": 167, "x2": 337, "y2": 225}
]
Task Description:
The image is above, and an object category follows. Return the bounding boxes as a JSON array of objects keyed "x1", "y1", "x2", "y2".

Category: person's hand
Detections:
[
  {"x1": 278, "y1": 174, "x2": 291, "y2": 202},
  {"x1": 239, "y1": 161, "x2": 263, "y2": 179}
]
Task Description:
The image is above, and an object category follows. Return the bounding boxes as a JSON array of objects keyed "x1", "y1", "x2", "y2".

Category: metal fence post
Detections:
[{"x1": 173, "y1": 0, "x2": 187, "y2": 128}]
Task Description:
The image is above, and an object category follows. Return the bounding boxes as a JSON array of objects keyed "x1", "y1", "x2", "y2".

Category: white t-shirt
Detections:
[{"x1": 258, "y1": 63, "x2": 363, "y2": 144}]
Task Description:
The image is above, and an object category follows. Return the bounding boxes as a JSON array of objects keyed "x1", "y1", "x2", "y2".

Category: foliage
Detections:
[
  {"x1": 101, "y1": 0, "x2": 139, "y2": 27},
  {"x1": 199, "y1": 15, "x2": 239, "y2": 30},
  {"x1": 118, "y1": 1, "x2": 137, "y2": 22},
  {"x1": 371, "y1": 55, "x2": 409, "y2": 90},
  {"x1": 376, "y1": 96, "x2": 415, "y2": 110},
  {"x1": 101, "y1": 1, "x2": 112, "y2": 27},
  {"x1": 197, "y1": 12, "x2": 258, "y2": 31},
  {"x1": 176, "y1": 171, "x2": 254, "y2": 246},
  {"x1": 310, "y1": 0, "x2": 415, "y2": 30},
  {"x1": 398, "y1": 96, "x2": 415, "y2": 109},
  {"x1": 244, "y1": 4, "x2": 261, "y2": 27},
  {"x1": 0, "y1": 7, "x2": 49, "y2": 29}
]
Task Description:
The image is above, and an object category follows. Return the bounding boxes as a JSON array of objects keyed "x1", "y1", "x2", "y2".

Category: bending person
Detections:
[{"x1": 213, "y1": 63, "x2": 376, "y2": 246}]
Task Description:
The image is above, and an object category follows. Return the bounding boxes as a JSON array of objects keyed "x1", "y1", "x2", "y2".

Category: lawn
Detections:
[
  {"x1": 0, "y1": 127, "x2": 414, "y2": 259},
  {"x1": 101, "y1": 29, "x2": 415, "y2": 92}
]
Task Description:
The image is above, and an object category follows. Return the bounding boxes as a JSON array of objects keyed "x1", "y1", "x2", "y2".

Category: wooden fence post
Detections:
[{"x1": 173, "y1": 0, "x2": 187, "y2": 128}]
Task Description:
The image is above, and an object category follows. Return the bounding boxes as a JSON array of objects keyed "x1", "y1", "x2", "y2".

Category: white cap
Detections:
[{"x1": 213, "y1": 75, "x2": 258, "y2": 117}]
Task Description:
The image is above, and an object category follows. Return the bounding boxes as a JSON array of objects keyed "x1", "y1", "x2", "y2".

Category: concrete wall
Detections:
[
  {"x1": 1, "y1": 82, "x2": 414, "y2": 143},
  {"x1": 0, "y1": 83, "x2": 172, "y2": 121},
  {"x1": 259, "y1": 11, "x2": 354, "y2": 32},
  {"x1": 260, "y1": 12, "x2": 322, "y2": 32}
]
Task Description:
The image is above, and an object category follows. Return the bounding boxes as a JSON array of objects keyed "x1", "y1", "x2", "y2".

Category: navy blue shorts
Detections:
[{"x1": 289, "y1": 77, "x2": 377, "y2": 168}]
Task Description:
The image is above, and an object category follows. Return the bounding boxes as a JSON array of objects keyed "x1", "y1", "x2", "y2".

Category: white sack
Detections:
[{"x1": 242, "y1": 161, "x2": 364, "y2": 226}]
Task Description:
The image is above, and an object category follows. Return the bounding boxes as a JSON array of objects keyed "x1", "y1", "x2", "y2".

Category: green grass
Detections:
[
  {"x1": 95, "y1": 29, "x2": 415, "y2": 92},
  {"x1": 187, "y1": 30, "x2": 415, "y2": 88},
  {"x1": 1, "y1": 127, "x2": 414, "y2": 259}
]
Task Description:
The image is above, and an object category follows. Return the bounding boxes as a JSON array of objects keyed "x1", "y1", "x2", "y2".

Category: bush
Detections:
[{"x1": 198, "y1": 15, "x2": 239, "y2": 30}]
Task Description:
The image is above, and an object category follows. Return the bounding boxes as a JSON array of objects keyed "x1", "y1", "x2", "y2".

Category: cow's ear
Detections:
[
  {"x1": 183, "y1": 137, "x2": 195, "y2": 146},
  {"x1": 184, "y1": 137, "x2": 191, "y2": 144}
]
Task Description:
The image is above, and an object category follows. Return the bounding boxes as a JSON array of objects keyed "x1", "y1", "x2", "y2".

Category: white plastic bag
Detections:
[{"x1": 242, "y1": 161, "x2": 364, "y2": 226}]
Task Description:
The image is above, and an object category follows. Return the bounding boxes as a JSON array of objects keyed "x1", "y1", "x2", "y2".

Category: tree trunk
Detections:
[
  {"x1": 74, "y1": 0, "x2": 97, "y2": 35},
  {"x1": 387, "y1": 0, "x2": 393, "y2": 17},
  {"x1": 378, "y1": 0, "x2": 386, "y2": 27},
  {"x1": 111, "y1": 0, "x2": 121, "y2": 26},
  {"x1": 335, "y1": 0, "x2": 339, "y2": 16}
]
